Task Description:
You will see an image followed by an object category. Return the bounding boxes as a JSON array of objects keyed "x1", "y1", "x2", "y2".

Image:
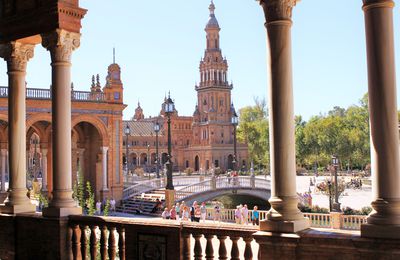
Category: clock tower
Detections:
[{"x1": 103, "y1": 62, "x2": 123, "y2": 103}]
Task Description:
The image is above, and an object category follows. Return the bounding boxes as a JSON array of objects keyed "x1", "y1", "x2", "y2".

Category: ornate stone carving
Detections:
[
  {"x1": 362, "y1": 0, "x2": 394, "y2": 10},
  {"x1": 259, "y1": 0, "x2": 297, "y2": 23},
  {"x1": 41, "y1": 29, "x2": 81, "y2": 63},
  {"x1": 0, "y1": 42, "x2": 35, "y2": 72}
]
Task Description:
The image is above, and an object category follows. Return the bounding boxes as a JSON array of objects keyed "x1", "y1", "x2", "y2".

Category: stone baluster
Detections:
[
  {"x1": 258, "y1": 0, "x2": 309, "y2": 232},
  {"x1": 108, "y1": 226, "x2": 116, "y2": 259},
  {"x1": 41, "y1": 29, "x2": 82, "y2": 217},
  {"x1": 182, "y1": 233, "x2": 191, "y2": 260},
  {"x1": 217, "y1": 235, "x2": 228, "y2": 260},
  {"x1": 117, "y1": 227, "x2": 126, "y2": 260},
  {"x1": 0, "y1": 41, "x2": 36, "y2": 213},
  {"x1": 90, "y1": 225, "x2": 98, "y2": 260},
  {"x1": 41, "y1": 148, "x2": 48, "y2": 191},
  {"x1": 243, "y1": 237, "x2": 253, "y2": 260},
  {"x1": 101, "y1": 146, "x2": 109, "y2": 191},
  {"x1": 67, "y1": 225, "x2": 74, "y2": 260},
  {"x1": 80, "y1": 225, "x2": 88, "y2": 260},
  {"x1": 205, "y1": 234, "x2": 214, "y2": 260},
  {"x1": 72, "y1": 224, "x2": 82, "y2": 260},
  {"x1": 230, "y1": 236, "x2": 240, "y2": 260},
  {"x1": 0, "y1": 149, "x2": 6, "y2": 192},
  {"x1": 100, "y1": 225, "x2": 108, "y2": 260},
  {"x1": 193, "y1": 234, "x2": 203, "y2": 260},
  {"x1": 361, "y1": 0, "x2": 400, "y2": 239}
]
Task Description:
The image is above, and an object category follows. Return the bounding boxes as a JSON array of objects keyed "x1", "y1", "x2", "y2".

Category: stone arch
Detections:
[
  {"x1": 140, "y1": 153, "x2": 147, "y2": 166},
  {"x1": 194, "y1": 155, "x2": 200, "y2": 172},
  {"x1": 227, "y1": 154, "x2": 234, "y2": 170},
  {"x1": 72, "y1": 115, "x2": 109, "y2": 146},
  {"x1": 26, "y1": 114, "x2": 52, "y2": 130}
]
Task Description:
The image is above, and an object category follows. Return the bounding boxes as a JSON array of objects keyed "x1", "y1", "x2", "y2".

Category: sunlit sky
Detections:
[{"x1": 0, "y1": 0, "x2": 399, "y2": 120}]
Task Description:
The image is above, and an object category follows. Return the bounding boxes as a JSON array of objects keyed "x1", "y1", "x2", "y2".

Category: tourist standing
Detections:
[
  {"x1": 182, "y1": 206, "x2": 190, "y2": 221},
  {"x1": 170, "y1": 206, "x2": 177, "y2": 220},
  {"x1": 235, "y1": 206, "x2": 241, "y2": 224},
  {"x1": 200, "y1": 202, "x2": 207, "y2": 222},
  {"x1": 213, "y1": 201, "x2": 221, "y2": 222},
  {"x1": 252, "y1": 206, "x2": 259, "y2": 225},
  {"x1": 110, "y1": 198, "x2": 116, "y2": 212},
  {"x1": 194, "y1": 205, "x2": 201, "y2": 222},
  {"x1": 190, "y1": 201, "x2": 198, "y2": 222},
  {"x1": 242, "y1": 204, "x2": 249, "y2": 225},
  {"x1": 162, "y1": 208, "x2": 170, "y2": 219},
  {"x1": 96, "y1": 200, "x2": 102, "y2": 215},
  {"x1": 175, "y1": 203, "x2": 180, "y2": 220}
]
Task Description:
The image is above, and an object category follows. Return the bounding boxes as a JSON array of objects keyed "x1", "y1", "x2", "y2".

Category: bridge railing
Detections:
[
  {"x1": 175, "y1": 179, "x2": 212, "y2": 201},
  {"x1": 122, "y1": 178, "x2": 166, "y2": 200}
]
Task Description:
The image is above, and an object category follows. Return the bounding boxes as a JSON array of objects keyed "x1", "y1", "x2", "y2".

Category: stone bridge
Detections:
[{"x1": 123, "y1": 176, "x2": 271, "y2": 204}]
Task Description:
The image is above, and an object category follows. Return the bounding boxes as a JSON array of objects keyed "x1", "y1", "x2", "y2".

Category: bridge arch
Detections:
[{"x1": 72, "y1": 115, "x2": 109, "y2": 146}]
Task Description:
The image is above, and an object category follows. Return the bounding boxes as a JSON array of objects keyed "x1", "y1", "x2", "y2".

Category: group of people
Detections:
[
  {"x1": 162, "y1": 201, "x2": 209, "y2": 222},
  {"x1": 95, "y1": 198, "x2": 116, "y2": 215},
  {"x1": 234, "y1": 204, "x2": 260, "y2": 225}
]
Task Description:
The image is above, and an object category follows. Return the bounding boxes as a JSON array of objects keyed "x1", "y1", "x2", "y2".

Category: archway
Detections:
[
  {"x1": 161, "y1": 153, "x2": 168, "y2": 164},
  {"x1": 140, "y1": 153, "x2": 147, "y2": 166},
  {"x1": 130, "y1": 153, "x2": 137, "y2": 168},
  {"x1": 194, "y1": 155, "x2": 200, "y2": 172},
  {"x1": 227, "y1": 154, "x2": 234, "y2": 170}
]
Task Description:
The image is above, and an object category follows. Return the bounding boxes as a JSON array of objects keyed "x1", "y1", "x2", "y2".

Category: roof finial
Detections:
[
  {"x1": 209, "y1": 1, "x2": 215, "y2": 15},
  {"x1": 113, "y1": 47, "x2": 116, "y2": 64}
]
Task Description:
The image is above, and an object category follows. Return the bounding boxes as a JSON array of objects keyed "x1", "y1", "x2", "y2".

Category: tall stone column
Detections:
[
  {"x1": 361, "y1": 0, "x2": 400, "y2": 239},
  {"x1": 42, "y1": 29, "x2": 82, "y2": 217},
  {"x1": 0, "y1": 42, "x2": 36, "y2": 213},
  {"x1": 258, "y1": 0, "x2": 308, "y2": 232},
  {"x1": 77, "y1": 148, "x2": 85, "y2": 175},
  {"x1": 42, "y1": 148, "x2": 48, "y2": 192},
  {"x1": 0, "y1": 149, "x2": 6, "y2": 192},
  {"x1": 101, "y1": 146, "x2": 109, "y2": 191}
]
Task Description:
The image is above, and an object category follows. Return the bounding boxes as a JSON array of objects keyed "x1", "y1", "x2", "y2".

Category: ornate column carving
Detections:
[
  {"x1": 258, "y1": 0, "x2": 309, "y2": 233},
  {"x1": 0, "y1": 42, "x2": 36, "y2": 213},
  {"x1": 41, "y1": 29, "x2": 82, "y2": 217},
  {"x1": 0, "y1": 149, "x2": 6, "y2": 192},
  {"x1": 41, "y1": 148, "x2": 48, "y2": 191},
  {"x1": 361, "y1": 0, "x2": 400, "y2": 239},
  {"x1": 101, "y1": 146, "x2": 109, "y2": 191}
]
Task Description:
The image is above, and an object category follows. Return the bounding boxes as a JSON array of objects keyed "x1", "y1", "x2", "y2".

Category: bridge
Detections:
[{"x1": 122, "y1": 176, "x2": 271, "y2": 205}]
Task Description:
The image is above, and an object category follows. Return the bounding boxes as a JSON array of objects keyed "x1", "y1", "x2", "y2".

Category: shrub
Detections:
[
  {"x1": 361, "y1": 206, "x2": 372, "y2": 215},
  {"x1": 103, "y1": 199, "x2": 110, "y2": 216},
  {"x1": 184, "y1": 167, "x2": 194, "y2": 176},
  {"x1": 214, "y1": 167, "x2": 224, "y2": 176},
  {"x1": 86, "y1": 181, "x2": 96, "y2": 216},
  {"x1": 134, "y1": 168, "x2": 145, "y2": 177}
]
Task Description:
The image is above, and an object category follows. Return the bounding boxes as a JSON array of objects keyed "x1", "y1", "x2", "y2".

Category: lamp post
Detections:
[
  {"x1": 154, "y1": 122, "x2": 160, "y2": 178},
  {"x1": 124, "y1": 125, "x2": 131, "y2": 175},
  {"x1": 331, "y1": 155, "x2": 341, "y2": 212},
  {"x1": 147, "y1": 144, "x2": 150, "y2": 179},
  {"x1": 231, "y1": 104, "x2": 238, "y2": 171},
  {"x1": 164, "y1": 92, "x2": 175, "y2": 190}
]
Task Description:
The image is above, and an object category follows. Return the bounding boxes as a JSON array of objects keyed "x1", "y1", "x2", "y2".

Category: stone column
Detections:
[
  {"x1": 258, "y1": 0, "x2": 309, "y2": 232},
  {"x1": 101, "y1": 146, "x2": 109, "y2": 191},
  {"x1": 361, "y1": 0, "x2": 400, "y2": 239},
  {"x1": 42, "y1": 148, "x2": 48, "y2": 191},
  {"x1": 0, "y1": 42, "x2": 36, "y2": 213},
  {"x1": 77, "y1": 148, "x2": 85, "y2": 175},
  {"x1": 0, "y1": 149, "x2": 6, "y2": 192},
  {"x1": 42, "y1": 29, "x2": 82, "y2": 217}
]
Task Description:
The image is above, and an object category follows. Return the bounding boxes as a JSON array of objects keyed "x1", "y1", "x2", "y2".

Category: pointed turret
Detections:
[{"x1": 133, "y1": 101, "x2": 144, "y2": 121}]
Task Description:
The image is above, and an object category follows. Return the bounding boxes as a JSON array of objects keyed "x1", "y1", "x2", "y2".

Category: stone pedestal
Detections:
[
  {"x1": 330, "y1": 212, "x2": 343, "y2": 229},
  {"x1": 165, "y1": 189, "x2": 175, "y2": 210}
]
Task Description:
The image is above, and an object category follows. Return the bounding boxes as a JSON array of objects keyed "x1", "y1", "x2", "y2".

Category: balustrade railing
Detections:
[
  {"x1": 341, "y1": 215, "x2": 367, "y2": 230},
  {"x1": 122, "y1": 178, "x2": 166, "y2": 200},
  {"x1": 68, "y1": 216, "x2": 258, "y2": 260},
  {"x1": 0, "y1": 86, "x2": 106, "y2": 102},
  {"x1": 175, "y1": 180, "x2": 211, "y2": 201}
]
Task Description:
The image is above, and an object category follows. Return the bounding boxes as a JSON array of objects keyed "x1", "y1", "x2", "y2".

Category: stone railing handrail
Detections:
[
  {"x1": 175, "y1": 179, "x2": 212, "y2": 201},
  {"x1": 68, "y1": 215, "x2": 258, "y2": 259},
  {"x1": 204, "y1": 208, "x2": 367, "y2": 230},
  {"x1": 0, "y1": 86, "x2": 106, "y2": 102},
  {"x1": 122, "y1": 178, "x2": 166, "y2": 200}
]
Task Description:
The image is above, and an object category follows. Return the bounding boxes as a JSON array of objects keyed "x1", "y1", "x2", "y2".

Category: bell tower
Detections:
[{"x1": 193, "y1": 1, "x2": 234, "y2": 146}]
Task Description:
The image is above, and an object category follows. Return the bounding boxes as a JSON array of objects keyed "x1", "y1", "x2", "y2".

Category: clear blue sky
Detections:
[{"x1": 0, "y1": 0, "x2": 399, "y2": 120}]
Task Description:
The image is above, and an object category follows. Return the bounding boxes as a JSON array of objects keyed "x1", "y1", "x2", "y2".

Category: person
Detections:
[
  {"x1": 180, "y1": 201, "x2": 186, "y2": 218},
  {"x1": 252, "y1": 206, "x2": 259, "y2": 225},
  {"x1": 162, "y1": 208, "x2": 170, "y2": 219},
  {"x1": 135, "y1": 203, "x2": 144, "y2": 215},
  {"x1": 182, "y1": 206, "x2": 190, "y2": 221},
  {"x1": 96, "y1": 200, "x2": 102, "y2": 215},
  {"x1": 213, "y1": 201, "x2": 221, "y2": 222},
  {"x1": 170, "y1": 206, "x2": 177, "y2": 220},
  {"x1": 110, "y1": 198, "x2": 116, "y2": 212},
  {"x1": 200, "y1": 202, "x2": 207, "y2": 223},
  {"x1": 227, "y1": 171, "x2": 232, "y2": 185},
  {"x1": 151, "y1": 199, "x2": 162, "y2": 213},
  {"x1": 190, "y1": 201, "x2": 198, "y2": 222},
  {"x1": 175, "y1": 203, "x2": 181, "y2": 220},
  {"x1": 242, "y1": 204, "x2": 249, "y2": 225},
  {"x1": 194, "y1": 205, "x2": 201, "y2": 222},
  {"x1": 234, "y1": 206, "x2": 241, "y2": 224}
]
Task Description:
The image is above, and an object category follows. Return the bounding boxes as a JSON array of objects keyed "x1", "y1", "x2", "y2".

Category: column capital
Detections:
[
  {"x1": 0, "y1": 149, "x2": 7, "y2": 156},
  {"x1": 363, "y1": 0, "x2": 394, "y2": 10},
  {"x1": 101, "y1": 146, "x2": 109, "y2": 153},
  {"x1": 41, "y1": 148, "x2": 48, "y2": 156},
  {"x1": 0, "y1": 42, "x2": 35, "y2": 72},
  {"x1": 41, "y1": 29, "x2": 81, "y2": 63},
  {"x1": 259, "y1": 0, "x2": 298, "y2": 23}
]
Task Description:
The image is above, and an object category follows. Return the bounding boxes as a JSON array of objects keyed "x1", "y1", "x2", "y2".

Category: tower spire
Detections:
[{"x1": 113, "y1": 47, "x2": 116, "y2": 64}]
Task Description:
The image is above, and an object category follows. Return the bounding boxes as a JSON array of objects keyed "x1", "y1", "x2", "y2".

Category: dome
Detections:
[{"x1": 206, "y1": 1, "x2": 220, "y2": 29}]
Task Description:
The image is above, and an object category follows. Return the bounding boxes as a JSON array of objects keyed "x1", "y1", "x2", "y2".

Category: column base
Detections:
[
  {"x1": 164, "y1": 189, "x2": 175, "y2": 210},
  {"x1": 0, "y1": 203, "x2": 36, "y2": 214},
  {"x1": 260, "y1": 217, "x2": 310, "y2": 233},
  {"x1": 361, "y1": 223, "x2": 400, "y2": 239},
  {"x1": 42, "y1": 206, "x2": 82, "y2": 218}
]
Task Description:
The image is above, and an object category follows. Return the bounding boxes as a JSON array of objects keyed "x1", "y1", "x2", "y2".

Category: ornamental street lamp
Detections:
[
  {"x1": 164, "y1": 92, "x2": 175, "y2": 190},
  {"x1": 231, "y1": 104, "x2": 238, "y2": 171},
  {"x1": 331, "y1": 155, "x2": 341, "y2": 212},
  {"x1": 147, "y1": 144, "x2": 150, "y2": 179},
  {"x1": 154, "y1": 122, "x2": 160, "y2": 178},
  {"x1": 124, "y1": 124, "x2": 131, "y2": 175}
]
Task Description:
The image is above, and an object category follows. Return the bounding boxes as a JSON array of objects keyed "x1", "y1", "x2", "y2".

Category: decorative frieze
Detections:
[
  {"x1": 259, "y1": 0, "x2": 297, "y2": 23},
  {"x1": 41, "y1": 29, "x2": 80, "y2": 63}
]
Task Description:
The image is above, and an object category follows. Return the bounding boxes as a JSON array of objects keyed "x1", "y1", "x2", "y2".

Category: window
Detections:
[
  {"x1": 186, "y1": 160, "x2": 189, "y2": 168},
  {"x1": 214, "y1": 160, "x2": 219, "y2": 167},
  {"x1": 114, "y1": 92, "x2": 120, "y2": 100}
]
